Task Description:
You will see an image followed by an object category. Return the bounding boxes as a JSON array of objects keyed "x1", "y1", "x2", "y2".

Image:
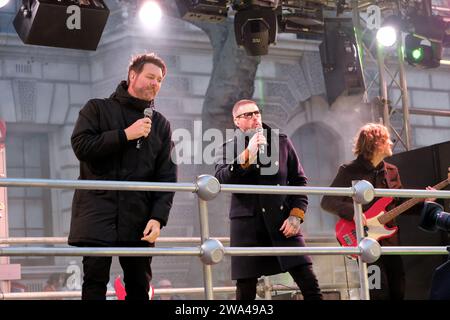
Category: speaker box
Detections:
[
  {"x1": 319, "y1": 18, "x2": 365, "y2": 105},
  {"x1": 386, "y1": 141, "x2": 450, "y2": 299},
  {"x1": 13, "y1": 0, "x2": 109, "y2": 51}
]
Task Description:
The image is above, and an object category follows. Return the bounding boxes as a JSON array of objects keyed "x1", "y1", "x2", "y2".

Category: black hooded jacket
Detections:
[{"x1": 68, "y1": 81, "x2": 177, "y2": 246}]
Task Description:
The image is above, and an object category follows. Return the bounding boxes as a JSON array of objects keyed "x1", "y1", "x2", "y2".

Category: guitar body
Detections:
[{"x1": 336, "y1": 197, "x2": 399, "y2": 247}]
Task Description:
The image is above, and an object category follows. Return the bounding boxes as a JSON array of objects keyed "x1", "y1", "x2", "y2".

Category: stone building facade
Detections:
[{"x1": 1, "y1": 1, "x2": 450, "y2": 297}]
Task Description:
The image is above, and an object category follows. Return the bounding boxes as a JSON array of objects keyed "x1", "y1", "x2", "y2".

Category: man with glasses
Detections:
[{"x1": 215, "y1": 99, "x2": 323, "y2": 300}]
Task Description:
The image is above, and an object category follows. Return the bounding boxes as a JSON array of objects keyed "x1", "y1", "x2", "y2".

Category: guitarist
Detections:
[{"x1": 321, "y1": 123, "x2": 406, "y2": 300}]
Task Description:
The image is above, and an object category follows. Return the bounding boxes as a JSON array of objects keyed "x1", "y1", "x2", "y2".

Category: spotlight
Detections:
[
  {"x1": 0, "y1": 0, "x2": 10, "y2": 9},
  {"x1": 404, "y1": 33, "x2": 442, "y2": 68},
  {"x1": 139, "y1": 1, "x2": 162, "y2": 28},
  {"x1": 376, "y1": 26, "x2": 397, "y2": 47},
  {"x1": 175, "y1": 0, "x2": 228, "y2": 23},
  {"x1": 277, "y1": 1, "x2": 324, "y2": 40},
  {"x1": 233, "y1": 1, "x2": 279, "y2": 56},
  {"x1": 376, "y1": 15, "x2": 403, "y2": 47},
  {"x1": 13, "y1": 0, "x2": 110, "y2": 51}
]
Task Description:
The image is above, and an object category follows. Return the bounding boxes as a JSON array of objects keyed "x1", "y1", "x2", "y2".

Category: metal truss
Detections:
[{"x1": 351, "y1": 0, "x2": 412, "y2": 152}]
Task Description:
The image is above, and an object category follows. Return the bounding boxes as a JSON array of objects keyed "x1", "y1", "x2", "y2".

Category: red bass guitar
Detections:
[{"x1": 335, "y1": 173, "x2": 450, "y2": 247}]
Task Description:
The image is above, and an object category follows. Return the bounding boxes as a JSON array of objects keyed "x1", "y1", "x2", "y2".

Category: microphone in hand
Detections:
[
  {"x1": 256, "y1": 127, "x2": 265, "y2": 154},
  {"x1": 136, "y1": 107, "x2": 153, "y2": 150}
]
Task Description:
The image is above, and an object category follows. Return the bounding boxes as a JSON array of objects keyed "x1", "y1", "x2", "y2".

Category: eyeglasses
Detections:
[{"x1": 235, "y1": 110, "x2": 261, "y2": 119}]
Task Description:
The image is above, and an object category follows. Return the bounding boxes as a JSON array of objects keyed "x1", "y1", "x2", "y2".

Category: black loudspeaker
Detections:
[
  {"x1": 13, "y1": 0, "x2": 109, "y2": 51},
  {"x1": 387, "y1": 141, "x2": 450, "y2": 299},
  {"x1": 319, "y1": 18, "x2": 365, "y2": 105}
]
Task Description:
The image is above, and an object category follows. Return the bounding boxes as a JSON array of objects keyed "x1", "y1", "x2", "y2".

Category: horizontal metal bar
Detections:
[
  {"x1": 0, "y1": 247, "x2": 201, "y2": 257},
  {"x1": 409, "y1": 107, "x2": 450, "y2": 117},
  {"x1": 381, "y1": 246, "x2": 449, "y2": 255},
  {"x1": 0, "y1": 283, "x2": 361, "y2": 300},
  {"x1": 374, "y1": 189, "x2": 450, "y2": 199},
  {"x1": 2, "y1": 178, "x2": 450, "y2": 200},
  {"x1": 2, "y1": 246, "x2": 448, "y2": 257},
  {"x1": 0, "y1": 287, "x2": 236, "y2": 300},
  {"x1": 220, "y1": 185, "x2": 355, "y2": 196},
  {"x1": 224, "y1": 247, "x2": 361, "y2": 256},
  {"x1": 0, "y1": 236, "x2": 336, "y2": 245},
  {"x1": 0, "y1": 178, "x2": 197, "y2": 193},
  {"x1": 0, "y1": 237, "x2": 231, "y2": 245}
]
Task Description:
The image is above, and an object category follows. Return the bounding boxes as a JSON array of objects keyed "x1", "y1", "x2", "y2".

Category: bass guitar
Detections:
[{"x1": 335, "y1": 172, "x2": 450, "y2": 247}]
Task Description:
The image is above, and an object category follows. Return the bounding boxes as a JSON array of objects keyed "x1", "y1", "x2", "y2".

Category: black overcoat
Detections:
[
  {"x1": 68, "y1": 81, "x2": 177, "y2": 246},
  {"x1": 215, "y1": 124, "x2": 312, "y2": 279}
]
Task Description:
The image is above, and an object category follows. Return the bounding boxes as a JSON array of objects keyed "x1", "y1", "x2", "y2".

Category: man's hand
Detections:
[
  {"x1": 124, "y1": 117, "x2": 152, "y2": 141},
  {"x1": 280, "y1": 216, "x2": 301, "y2": 238},
  {"x1": 141, "y1": 219, "x2": 161, "y2": 243},
  {"x1": 247, "y1": 131, "x2": 266, "y2": 164}
]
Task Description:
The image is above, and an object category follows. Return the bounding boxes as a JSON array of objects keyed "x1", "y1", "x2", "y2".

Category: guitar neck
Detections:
[{"x1": 378, "y1": 179, "x2": 449, "y2": 225}]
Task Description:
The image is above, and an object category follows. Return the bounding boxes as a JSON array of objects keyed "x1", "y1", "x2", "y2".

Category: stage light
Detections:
[
  {"x1": 13, "y1": 0, "x2": 110, "y2": 51},
  {"x1": 376, "y1": 15, "x2": 403, "y2": 47},
  {"x1": 0, "y1": 0, "x2": 10, "y2": 9},
  {"x1": 175, "y1": 0, "x2": 228, "y2": 23},
  {"x1": 139, "y1": 1, "x2": 162, "y2": 28},
  {"x1": 233, "y1": 1, "x2": 279, "y2": 56},
  {"x1": 277, "y1": 1, "x2": 324, "y2": 40},
  {"x1": 234, "y1": 7, "x2": 277, "y2": 56},
  {"x1": 404, "y1": 33, "x2": 441, "y2": 68},
  {"x1": 411, "y1": 47, "x2": 424, "y2": 61},
  {"x1": 376, "y1": 26, "x2": 397, "y2": 47}
]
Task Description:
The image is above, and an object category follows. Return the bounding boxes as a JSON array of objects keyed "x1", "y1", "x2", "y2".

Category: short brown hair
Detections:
[
  {"x1": 232, "y1": 99, "x2": 258, "y2": 118},
  {"x1": 353, "y1": 123, "x2": 390, "y2": 160},
  {"x1": 127, "y1": 53, "x2": 167, "y2": 84}
]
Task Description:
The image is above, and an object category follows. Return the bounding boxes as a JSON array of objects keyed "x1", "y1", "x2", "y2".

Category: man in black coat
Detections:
[
  {"x1": 215, "y1": 99, "x2": 322, "y2": 300},
  {"x1": 69, "y1": 53, "x2": 177, "y2": 300}
]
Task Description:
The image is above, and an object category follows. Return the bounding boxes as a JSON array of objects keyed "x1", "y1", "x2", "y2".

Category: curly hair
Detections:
[
  {"x1": 353, "y1": 123, "x2": 390, "y2": 160},
  {"x1": 127, "y1": 52, "x2": 167, "y2": 85}
]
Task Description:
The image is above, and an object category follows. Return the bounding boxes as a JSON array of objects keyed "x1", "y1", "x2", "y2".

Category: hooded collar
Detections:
[{"x1": 110, "y1": 81, "x2": 154, "y2": 113}]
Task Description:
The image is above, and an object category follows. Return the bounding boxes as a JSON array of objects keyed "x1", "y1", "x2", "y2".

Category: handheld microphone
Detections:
[
  {"x1": 136, "y1": 107, "x2": 153, "y2": 150},
  {"x1": 256, "y1": 127, "x2": 265, "y2": 154}
]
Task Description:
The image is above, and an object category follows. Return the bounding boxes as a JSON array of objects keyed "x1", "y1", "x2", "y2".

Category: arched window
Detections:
[{"x1": 290, "y1": 122, "x2": 343, "y2": 236}]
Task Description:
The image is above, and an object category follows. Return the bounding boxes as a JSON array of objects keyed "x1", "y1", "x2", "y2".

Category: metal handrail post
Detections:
[
  {"x1": 352, "y1": 180, "x2": 371, "y2": 300},
  {"x1": 195, "y1": 175, "x2": 222, "y2": 300},
  {"x1": 198, "y1": 197, "x2": 214, "y2": 300}
]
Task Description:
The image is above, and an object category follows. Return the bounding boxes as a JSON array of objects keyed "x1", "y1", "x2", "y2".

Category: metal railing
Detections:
[
  {"x1": 1, "y1": 176, "x2": 449, "y2": 300},
  {"x1": 0, "y1": 282, "x2": 361, "y2": 300}
]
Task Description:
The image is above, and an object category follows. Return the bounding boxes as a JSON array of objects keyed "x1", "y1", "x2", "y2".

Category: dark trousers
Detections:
[
  {"x1": 369, "y1": 255, "x2": 405, "y2": 300},
  {"x1": 82, "y1": 255, "x2": 152, "y2": 300},
  {"x1": 236, "y1": 264, "x2": 323, "y2": 300}
]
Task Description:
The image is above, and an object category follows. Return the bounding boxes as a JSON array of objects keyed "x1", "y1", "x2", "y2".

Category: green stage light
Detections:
[{"x1": 411, "y1": 47, "x2": 424, "y2": 61}]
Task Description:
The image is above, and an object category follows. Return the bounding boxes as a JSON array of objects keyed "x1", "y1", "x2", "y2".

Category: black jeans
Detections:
[
  {"x1": 82, "y1": 250, "x2": 153, "y2": 300},
  {"x1": 236, "y1": 264, "x2": 323, "y2": 300}
]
